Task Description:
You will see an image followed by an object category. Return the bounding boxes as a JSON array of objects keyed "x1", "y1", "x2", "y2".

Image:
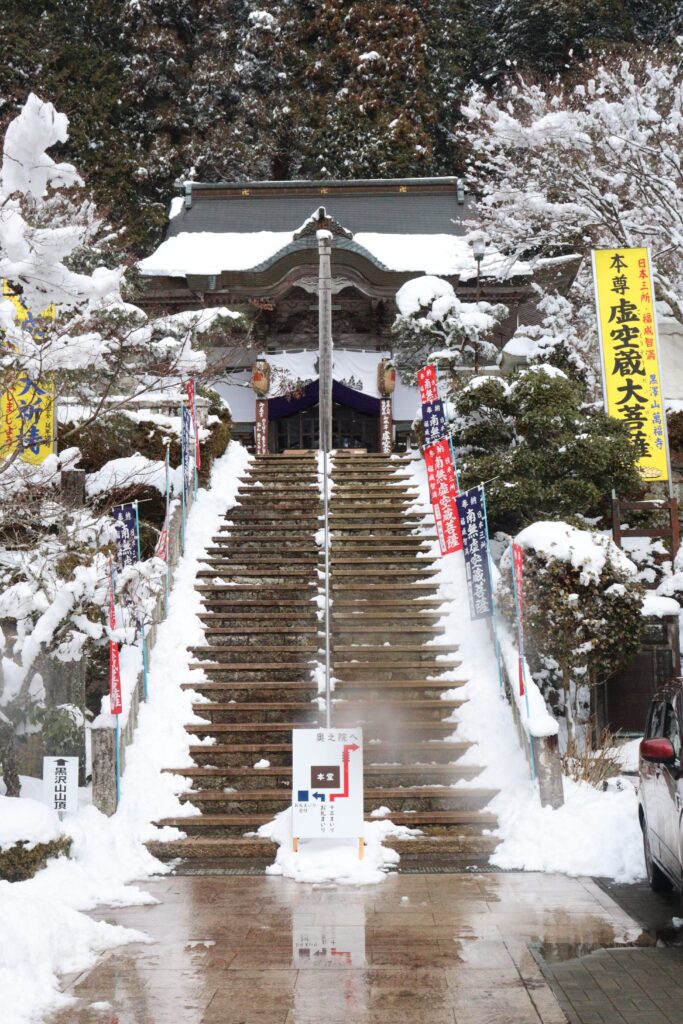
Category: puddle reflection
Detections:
[{"x1": 292, "y1": 903, "x2": 366, "y2": 968}]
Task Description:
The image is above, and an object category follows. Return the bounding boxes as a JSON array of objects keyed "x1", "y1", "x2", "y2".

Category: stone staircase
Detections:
[{"x1": 148, "y1": 450, "x2": 498, "y2": 871}]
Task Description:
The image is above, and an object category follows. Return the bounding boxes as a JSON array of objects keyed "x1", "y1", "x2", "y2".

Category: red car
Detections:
[{"x1": 639, "y1": 683, "x2": 683, "y2": 892}]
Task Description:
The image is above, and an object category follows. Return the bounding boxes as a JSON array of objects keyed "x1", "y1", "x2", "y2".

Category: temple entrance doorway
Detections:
[{"x1": 272, "y1": 403, "x2": 379, "y2": 452}]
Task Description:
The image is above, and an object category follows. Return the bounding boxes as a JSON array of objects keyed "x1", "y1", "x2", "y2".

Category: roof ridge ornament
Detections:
[{"x1": 293, "y1": 206, "x2": 353, "y2": 241}]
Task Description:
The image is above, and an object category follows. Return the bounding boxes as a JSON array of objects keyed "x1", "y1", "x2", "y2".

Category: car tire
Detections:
[{"x1": 643, "y1": 824, "x2": 674, "y2": 893}]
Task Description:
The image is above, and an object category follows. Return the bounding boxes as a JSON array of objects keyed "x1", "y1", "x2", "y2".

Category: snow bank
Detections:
[
  {"x1": 0, "y1": 796, "x2": 63, "y2": 852},
  {"x1": 0, "y1": 441, "x2": 252, "y2": 1024},
  {"x1": 514, "y1": 520, "x2": 636, "y2": 585},
  {"x1": 406, "y1": 454, "x2": 645, "y2": 883},
  {"x1": 86, "y1": 455, "x2": 182, "y2": 497},
  {"x1": 258, "y1": 808, "x2": 407, "y2": 885},
  {"x1": 0, "y1": 882, "x2": 148, "y2": 1024}
]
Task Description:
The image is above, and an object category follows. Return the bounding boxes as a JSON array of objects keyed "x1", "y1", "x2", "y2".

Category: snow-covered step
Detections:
[{"x1": 165, "y1": 762, "x2": 483, "y2": 791}]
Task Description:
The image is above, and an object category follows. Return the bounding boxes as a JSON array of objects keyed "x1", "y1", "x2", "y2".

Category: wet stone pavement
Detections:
[{"x1": 48, "y1": 871, "x2": 683, "y2": 1024}]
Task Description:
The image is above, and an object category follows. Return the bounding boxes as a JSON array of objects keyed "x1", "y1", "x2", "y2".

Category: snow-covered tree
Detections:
[
  {"x1": 497, "y1": 521, "x2": 644, "y2": 746},
  {"x1": 462, "y1": 45, "x2": 683, "y2": 330},
  {"x1": 392, "y1": 275, "x2": 506, "y2": 383}
]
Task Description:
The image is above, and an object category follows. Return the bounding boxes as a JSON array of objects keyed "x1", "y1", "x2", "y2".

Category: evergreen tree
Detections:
[
  {"x1": 300, "y1": 1, "x2": 435, "y2": 178},
  {"x1": 452, "y1": 367, "x2": 641, "y2": 535}
]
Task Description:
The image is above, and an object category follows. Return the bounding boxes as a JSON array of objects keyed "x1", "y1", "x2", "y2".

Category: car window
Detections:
[
  {"x1": 663, "y1": 703, "x2": 682, "y2": 760},
  {"x1": 647, "y1": 701, "x2": 666, "y2": 739}
]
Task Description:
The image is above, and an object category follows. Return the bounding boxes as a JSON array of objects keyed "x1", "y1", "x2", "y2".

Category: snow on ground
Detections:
[
  {"x1": 0, "y1": 440, "x2": 251, "y2": 1024},
  {"x1": 258, "y1": 808, "x2": 413, "y2": 885},
  {"x1": 406, "y1": 454, "x2": 646, "y2": 884}
]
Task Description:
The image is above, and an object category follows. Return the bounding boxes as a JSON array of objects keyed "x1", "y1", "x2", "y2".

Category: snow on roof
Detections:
[{"x1": 138, "y1": 229, "x2": 535, "y2": 280}]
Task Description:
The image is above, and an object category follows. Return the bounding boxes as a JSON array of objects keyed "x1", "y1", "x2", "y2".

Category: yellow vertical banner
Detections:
[
  {"x1": 1, "y1": 281, "x2": 56, "y2": 465},
  {"x1": 592, "y1": 247, "x2": 670, "y2": 484}
]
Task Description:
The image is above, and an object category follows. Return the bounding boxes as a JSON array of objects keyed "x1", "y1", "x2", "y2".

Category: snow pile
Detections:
[
  {"x1": 406, "y1": 454, "x2": 645, "y2": 883},
  {"x1": 258, "y1": 808, "x2": 407, "y2": 885},
  {"x1": 85, "y1": 454, "x2": 182, "y2": 497},
  {"x1": 514, "y1": 520, "x2": 636, "y2": 586},
  {"x1": 0, "y1": 796, "x2": 63, "y2": 852},
  {"x1": 0, "y1": 882, "x2": 148, "y2": 1024}
]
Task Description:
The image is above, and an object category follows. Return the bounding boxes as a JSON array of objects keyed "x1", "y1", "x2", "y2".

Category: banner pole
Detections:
[
  {"x1": 164, "y1": 445, "x2": 170, "y2": 614},
  {"x1": 192, "y1": 386, "x2": 199, "y2": 500},
  {"x1": 134, "y1": 501, "x2": 149, "y2": 702},
  {"x1": 509, "y1": 542, "x2": 536, "y2": 779},
  {"x1": 111, "y1": 562, "x2": 122, "y2": 804},
  {"x1": 481, "y1": 485, "x2": 504, "y2": 691},
  {"x1": 435, "y1": 361, "x2": 461, "y2": 491},
  {"x1": 180, "y1": 406, "x2": 186, "y2": 554}
]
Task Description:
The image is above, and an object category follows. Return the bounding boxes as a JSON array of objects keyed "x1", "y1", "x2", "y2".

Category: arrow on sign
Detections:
[
  {"x1": 330, "y1": 744, "x2": 360, "y2": 802},
  {"x1": 313, "y1": 792, "x2": 326, "y2": 802}
]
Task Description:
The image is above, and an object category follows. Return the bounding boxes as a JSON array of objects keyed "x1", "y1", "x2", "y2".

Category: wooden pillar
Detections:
[
  {"x1": 379, "y1": 397, "x2": 392, "y2": 455},
  {"x1": 255, "y1": 399, "x2": 269, "y2": 455}
]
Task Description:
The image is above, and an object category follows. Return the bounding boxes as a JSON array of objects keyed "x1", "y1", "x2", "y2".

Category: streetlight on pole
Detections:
[
  {"x1": 318, "y1": 226, "x2": 333, "y2": 729},
  {"x1": 469, "y1": 231, "x2": 487, "y2": 373}
]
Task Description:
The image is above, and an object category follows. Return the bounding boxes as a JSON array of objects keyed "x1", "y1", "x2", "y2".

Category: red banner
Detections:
[
  {"x1": 186, "y1": 379, "x2": 201, "y2": 470},
  {"x1": 424, "y1": 439, "x2": 462, "y2": 554},
  {"x1": 512, "y1": 543, "x2": 525, "y2": 697},
  {"x1": 417, "y1": 364, "x2": 439, "y2": 405},
  {"x1": 154, "y1": 517, "x2": 168, "y2": 561},
  {"x1": 108, "y1": 559, "x2": 122, "y2": 715}
]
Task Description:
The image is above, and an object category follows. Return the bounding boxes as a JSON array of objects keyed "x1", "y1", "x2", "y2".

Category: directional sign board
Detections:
[
  {"x1": 292, "y1": 728, "x2": 363, "y2": 839},
  {"x1": 42, "y1": 756, "x2": 78, "y2": 818}
]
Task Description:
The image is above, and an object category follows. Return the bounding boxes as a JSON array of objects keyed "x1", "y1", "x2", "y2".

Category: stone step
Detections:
[
  {"x1": 183, "y1": 678, "x2": 465, "y2": 702},
  {"x1": 333, "y1": 643, "x2": 458, "y2": 655},
  {"x1": 198, "y1": 599, "x2": 316, "y2": 610},
  {"x1": 153, "y1": 809, "x2": 497, "y2": 838},
  {"x1": 332, "y1": 597, "x2": 446, "y2": 608},
  {"x1": 196, "y1": 568, "x2": 315, "y2": 580},
  {"x1": 182, "y1": 681, "x2": 317, "y2": 701},
  {"x1": 190, "y1": 646, "x2": 318, "y2": 661},
  {"x1": 332, "y1": 584, "x2": 439, "y2": 593},
  {"x1": 189, "y1": 739, "x2": 473, "y2": 767},
  {"x1": 166, "y1": 762, "x2": 483, "y2": 790},
  {"x1": 189, "y1": 662, "x2": 316, "y2": 678},
  {"x1": 198, "y1": 561, "x2": 319, "y2": 569},
  {"x1": 179, "y1": 786, "x2": 496, "y2": 815},
  {"x1": 210, "y1": 538, "x2": 318, "y2": 550},
  {"x1": 198, "y1": 617, "x2": 317, "y2": 629},
  {"x1": 146, "y1": 831, "x2": 499, "y2": 867},
  {"x1": 185, "y1": 720, "x2": 462, "y2": 743},
  {"x1": 333, "y1": 661, "x2": 461, "y2": 676},
  {"x1": 192, "y1": 698, "x2": 463, "y2": 724},
  {"x1": 216, "y1": 524, "x2": 317, "y2": 533},
  {"x1": 199, "y1": 629, "x2": 320, "y2": 642}
]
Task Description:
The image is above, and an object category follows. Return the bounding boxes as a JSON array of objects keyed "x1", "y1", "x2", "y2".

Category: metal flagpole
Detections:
[
  {"x1": 318, "y1": 229, "x2": 333, "y2": 730},
  {"x1": 134, "y1": 501, "x2": 149, "y2": 702},
  {"x1": 164, "y1": 444, "x2": 170, "y2": 613},
  {"x1": 191, "y1": 386, "x2": 199, "y2": 500},
  {"x1": 180, "y1": 405, "x2": 186, "y2": 554},
  {"x1": 435, "y1": 361, "x2": 461, "y2": 491},
  {"x1": 111, "y1": 563, "x2": 121, "y2": 804},
  {"x1": 509, "y1": 542, "x2": 536, "y2": 779},
  {"x1": 480, "y1": 484, "x2": 504, "y2": 692}
]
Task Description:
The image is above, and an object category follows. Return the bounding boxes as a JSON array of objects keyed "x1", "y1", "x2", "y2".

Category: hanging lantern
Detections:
[
  {"x1": 377, "y1": 359, "x2": 396, "y2": 397},
  {"x1": 251, "y1": 358, "x2": 271, "y2": 397}
]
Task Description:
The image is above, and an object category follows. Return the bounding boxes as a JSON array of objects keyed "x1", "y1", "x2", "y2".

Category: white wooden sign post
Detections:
[
  {"x1": 42, "y1": 756, "x2": 78, "y2": 819},
  {"x1": 292, "y1": 728, "x2": 364, "y2": 858}
]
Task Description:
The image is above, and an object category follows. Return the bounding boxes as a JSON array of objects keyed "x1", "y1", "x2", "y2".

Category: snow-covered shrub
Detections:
[
  {"x1": 392, "y1": 275, "x2": 506, "y2": 383},
  {"x1": 497, "y1": 521, "x2": 644, "y2": 746},
  {"x1": 452, "y1": 366, "x2": 641, "y2": 535}
]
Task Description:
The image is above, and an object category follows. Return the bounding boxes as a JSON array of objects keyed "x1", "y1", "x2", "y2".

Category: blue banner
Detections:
[
  {"x1": 456, "y1": 486, "x2": 493, "y2": 620},
  {"x1": 182, "y1": 406, "x2": 192, "y2": 502},
  {"x1": 421, "y1": 399, "x2": 447, "y2": 447},
  {"x1": 112, "y1": 503, "x2": 137, "y2": 571}
]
